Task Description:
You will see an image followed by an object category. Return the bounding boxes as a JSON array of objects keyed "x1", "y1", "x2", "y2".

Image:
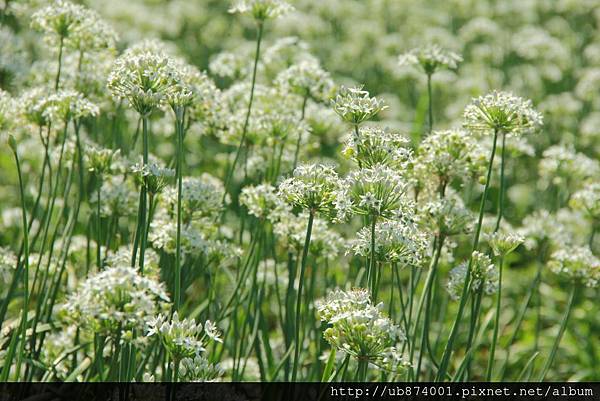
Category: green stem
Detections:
[
  {"x1": 538, "y1": 284, "x2": 576, "y2": 381},
  {"x1": 486, "y1": 255, "x2": 504, "y2": 380},
  {"x1": 427, "y1": 73, "x2": 433, "y2": 135},
  {"x1": 291, "y1": 210, "x2": 315, "y2": 382},
  {"x1": 174, "y1": 108, "x2": 184, "y2": 311},
  {"x1": 138, "y1": 116, "x2": 149, "y2": 274},
  {"x1": 292, "y1": 92, "x2": 309, "y2": 171},
  {"x1": 3, "y1": 139, "x2": 30, "y2": 380},
  {"x1": 368, "y1": 215, "x2": 377, "y2": 299},
  {"x1": 436, "y1": 127, "x2": 499, "y2": 381},
  {"x1": 55, "y1": 36, "x2": 64, "y2": 91},
  {"x1": 221, "y1": 22, "x2": 264, "y2": 205},
  {"x1": 96, "y1": 175, "x2": 102, "y2": 269}
]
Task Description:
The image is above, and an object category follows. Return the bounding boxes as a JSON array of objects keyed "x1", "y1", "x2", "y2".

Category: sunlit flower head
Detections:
[
  {"x1": 398, "y1": 44, "x2": 462, "y2": 75},
  {"x1": 463, "y1": 90, "x2": 543, "y2": 135},
  {"x1": 548, "y1": 247, "x2": 599, "y2": 288},
  {"x1": 332, "y1": 86, "x2": 387, "y2": 125},
  {"x1": 342, "y1": 126, "x2": 412, "y2": 169},
  {"x1": 229, "y1": 0, "x2": 293, "y2": 21}
]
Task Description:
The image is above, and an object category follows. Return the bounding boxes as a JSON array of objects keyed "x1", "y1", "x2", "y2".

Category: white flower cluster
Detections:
[
  {"x1": 229, "y1": 0, "x2": 294, "y2": 21},
  {"x1": 31, "y1": 0, "x2": 118, "y2": 52},
  {"x1": 279, "y1": 163, "x2": 341, "y2": 215},
  {"x1": 275, "y1": 59, "x2": 334, "y2": 102},
  {"x1": 548, "y1": 247, "x2": 599, "y2": 288},
  {"x1": 398, "y1": 44, "x2": 462, "y2": 75},
  {"x1": 162, "y1": 174, "x2": 225, "y2": 222},
  {"x1": 240, "y1": 183, "x2": 287, "y2": 220},
  {"x1": 412, "y1": 129, "x2": 486, "y2": 189},
  {"x1": 146, "y1": 312, "x2": 222, "y2": 361},
  {"x1": 342, "y1": 126, "x2": 412, "y2": 169},
  {"x1": 178, "y1": 355, "x2": 224, "y2": 382},
  {"x1": 538, "y1": 144, "x2": 600, "y2": 187},
  {"x1": 62, "y1": 265, "x2": 170, "y2": 337},
  {"x1": 336, "y1": 165, "x2": 407, "y2": 220},
  {"x1": 273, "y1": 211, "x2": 344, "y2": 259},
  {"x1": 131, "y1": 160, "x2": 175, "y2": 195},
  {"x1": 97, "y1": 176, "x2": 138, "y2": 218},
  {"x1": 44, "y1": 90, "x2": 99, "y2": 123},
  {"x1": 485, "y1": 230, "x2": 524, "y2": 257},
  {"x1": 463, "y1": 90, "x2": 543, "y2": 135},
  {"x1": 570, "y1": 183, "x2": 600, "y2": 221},
  {"x1": 332, "y1": 86, "x2": 387, "y2": 125},
  {"x1": 0, "y1": 247, "x2": 16, "y2": 297},
  {"x1": 86, "y1": 145, "x2": 120, "y2": 175},
  {"x1": 107, "y1": 52, "x2": 181, "y2": 116},
  {"x1": 348, "y1": 216, "x2": 427, "y2": 267},
  {"x1": 316, "y1": 289, "x2": 407, "y2": 371},
  {"x1": 447, "y1": 251, "x2": 498, "y2": 300}
]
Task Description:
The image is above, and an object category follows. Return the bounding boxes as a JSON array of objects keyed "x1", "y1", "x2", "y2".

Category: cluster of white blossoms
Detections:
[
  {"x1": 162, "y1": 175, "x2": 226, "y2": 222},
  {"x1": 336, "y1": 165, "x2": 407, "y2": 220},
  {"x1": 538, "y1": 144, "x2": 600, "y2": 187},
  {"x1": 316, "y1": 289, "x2": 408, "y2": 371},
  {"x1": 0, "y1": 90, "x2": 16, "y2": 133},
  {"x1": 19, "y1": 87, "x2": 54, "y2": 127},
  {"x1": 62, "y1": 265, "x2": 170, "y2": 337},
  {"x1": 97, "y1": 176, "x2": 138, "y2": 218},
  {"x1": 43, "y1": 90, "x2": 99, "y2": 123},
  {"x1": 240, "y1": 183, "x2": 287, "y2": 221},
  {"x1": 485, "y1": 230, "x2": 524, "y2": 257},
  {"x1": 397, "y1": 44, "x2": 462, "y2": 75},
  {"x1": 348, "y1": 217, "x2": 428, "y2": 266},
  {"x1": 279, "y1": 163, "x2": 341, "y2": 214},
  {"x1": 178, "y1": 355, "x2": 224, "y2": 382},
  {"x1": 275, "y1": 59, "x2": 335, "y2": 102},
  {"x1": 31, "y1": 0, "x2": 117, "y2": 52},
  {"x1": 229, "y1": 0, "x2": 294, "y2": 21},
  {"x1": 569, "y1": 183, "x2": 600, "y2": 221},
  {"x1": 463, "y1": 90, "x2": 543, "y2": 135},
  {"x1": 85, "y1": 145, "x2": 120, "y2": 176},
  {"x1": 342, "y1": 127, "x2": 412, "y2": 169},
  {"x1": 420, "y1": 196, "x2": 473, "y2": 238},
  {"x1": 104, "y1": 246, "x2": 161, "y2": 278},
  {"x1": 131, "y1": 160, "x2": 175, "y2": 195},
  {"x1": 332, "y1": 86, "x2": 387, "y2": 125},
  {"x1": 272, "y1": 210, "x2": 344, "y2": 258},
  {"x1": 548, "y1": 247, "x2": 599, "y2": 288},
  {"x1": 146, "y1": 312, "x2": 222, "y2": 361},
  {"x1": 447, "y1": 251, "x2": 498, "y2": 300},
  {"x1": 412, "y1": 129, "x2": 486, "y2": 190},
  {"x1": 107, "y1": 52, "x2": 182, "y2": 116},
  {"x1": 0, "y1": 247, "x2": 17, "y2": 297}
]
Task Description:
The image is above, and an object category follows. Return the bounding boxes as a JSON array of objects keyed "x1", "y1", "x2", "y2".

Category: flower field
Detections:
[{"x1": 0, "y1": 0, "x2": 598, "y2": 383}]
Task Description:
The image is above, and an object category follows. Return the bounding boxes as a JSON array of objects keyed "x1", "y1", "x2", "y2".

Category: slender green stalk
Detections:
[
  {"x1": 137, "y1": 116, "x2": 150, "y2": 274},
  {"x1": 292, "y1": 92, "x2": 309, "y2": 171},
  {"x1": 55, "y1": 36, "x2": 64, "y2": 91},
  {"x1": 222, "y1": 22, "x2": 264, "y2": 203},
  {"x1": 538, "y1": 284, "x2": 576, "y2": 381},
  {"x1": 291, "y1": 210, "x2": 315, "y2": 382},
  {"x1": 368, "y1": 215, "x2": 377, "y2": 299},
  {"x1": 174, "y1": 107, "x2": 185, "y2": 311},
  {"x1": 415, "y1": 236, "x2": 444, "y2": 380},
  {"x1": 426, "y1": 73, "x2": 433, "y2": 135},
  {"x1": 486, "y1": 255, "x2": 504, "y2": 380},
  {"x1": 437, "y1": 127, "x2": 499, "y2": 381},
  {"x1": 486, "y1": 131, "x2": 507, "y2": 380},
  {"x1": 3, "y1": 137, "x2": 30, "y2": 381},
  {"x1": 96, "y1": 175, "x2": 102, "y2": 269}
]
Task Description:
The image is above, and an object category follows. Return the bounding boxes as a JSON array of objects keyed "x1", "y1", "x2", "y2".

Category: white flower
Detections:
[
  {"x1": 332, "y1": 86, "x2": 387, "y2": 125},
  {"x1": 398, "y1": 44, "x2": 462, "y2": 75},
  {"x1": 463, "y1": 90, "x2": 543, "y2": 135},
  {"x1": 229, "y1": 0, "x2": 293, "y2": 21}
]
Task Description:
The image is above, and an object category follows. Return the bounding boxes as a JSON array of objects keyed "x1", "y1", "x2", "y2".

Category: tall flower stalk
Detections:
[{"x1": 437, "y1": 91, "x2": 542, "y2": 380}]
